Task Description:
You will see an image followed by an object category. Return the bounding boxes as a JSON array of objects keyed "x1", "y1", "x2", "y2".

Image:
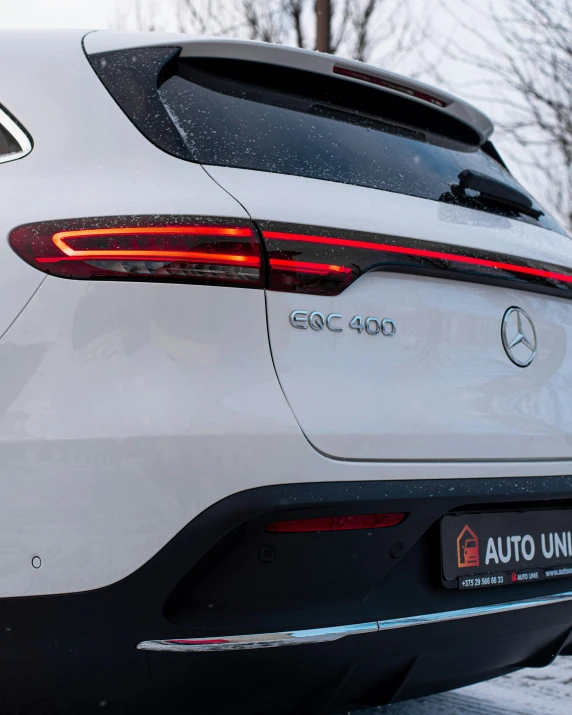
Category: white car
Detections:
[{"x1": 1, "y1": 28, "x2": 572, "y2": 714}]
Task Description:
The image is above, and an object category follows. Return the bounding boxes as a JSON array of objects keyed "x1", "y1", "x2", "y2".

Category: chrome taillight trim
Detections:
[
  {"x1": 137, "y1": 590, "x2": 572, "y2": 652},
  {"x1": 0, "y1": 106, "x2": 32, "y2": 165}
]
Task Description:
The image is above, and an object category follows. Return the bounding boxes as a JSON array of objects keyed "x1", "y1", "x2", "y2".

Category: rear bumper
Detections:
[{"x1": 5, "y1": 475, "x2": 572, "y2": 713}]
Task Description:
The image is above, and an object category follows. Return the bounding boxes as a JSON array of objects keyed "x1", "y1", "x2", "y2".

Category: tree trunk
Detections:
[{"x1": 315, "y1": 0, "x2": 331, "y2": 53}]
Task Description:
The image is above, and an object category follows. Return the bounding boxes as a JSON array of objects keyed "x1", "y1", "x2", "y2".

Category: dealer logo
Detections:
[{"x1": 457, "y1": 525, "x2": 480, "y2": 569}]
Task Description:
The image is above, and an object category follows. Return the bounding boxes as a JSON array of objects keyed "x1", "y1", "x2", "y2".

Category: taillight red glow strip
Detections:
[
  {"x1": 37, "y1": 251, "x2": 260, "y2": 267},
  {"x1": 269, "y1": 259, "x2": 352, "y2": 275},
  {"x1": 53, "y1": 225, "x2": 253, "y2": 252},
  {"x1": 45, "y1": 226, "x2": 258, "y2": 264},
  {"x1": 264, "y1": 231, "x2": 572, "y2": 285}
]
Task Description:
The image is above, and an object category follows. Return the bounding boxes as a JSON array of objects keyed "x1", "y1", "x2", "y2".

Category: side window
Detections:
[{"x1": 0, "y1": 106, "x2": 31, "y2": 164}]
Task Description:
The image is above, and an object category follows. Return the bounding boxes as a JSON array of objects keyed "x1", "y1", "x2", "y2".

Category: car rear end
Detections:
[{"x1": 0, "y1": 28, "x2": 572, "y2": 715}]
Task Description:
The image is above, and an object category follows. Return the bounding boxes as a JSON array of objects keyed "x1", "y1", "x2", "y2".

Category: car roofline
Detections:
[{"x1": 83, "y1": 30, "x2": 494, "y2": 144}]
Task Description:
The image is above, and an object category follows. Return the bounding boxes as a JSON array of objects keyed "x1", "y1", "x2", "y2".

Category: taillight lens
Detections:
[
  {"x1": 264, "y1": 229, "x2": 358, "y2": 295},
  {"x1": 261, "y1": 224, "x2": 572, "y2": 298},
  {"x1": 265, "y1": 513, "x2": 406, "y2": 533},
  {"x1": 12, "y1": 216, "x2": 572, "y2": 300},
  {"x1": 267, "y1": 257, "x2": 357, "y2": 295},
  {"x1": 9, "y1": 217, "x2": 262, "y2": 288}
]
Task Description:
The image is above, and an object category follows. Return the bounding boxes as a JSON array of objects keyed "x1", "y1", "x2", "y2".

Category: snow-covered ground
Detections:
[{"x1": 362, "y1": 657, "x2": 572, "y2": 714}]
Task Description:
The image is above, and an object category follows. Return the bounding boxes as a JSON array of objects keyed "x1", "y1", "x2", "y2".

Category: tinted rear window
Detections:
[{"x1": 158, "y1": 59, "x2": 560, "y2": 233}]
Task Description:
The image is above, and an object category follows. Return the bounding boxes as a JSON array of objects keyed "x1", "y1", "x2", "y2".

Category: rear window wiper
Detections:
[{"x1": 453, "y1": 169, "x2": 543, "y2": 219}]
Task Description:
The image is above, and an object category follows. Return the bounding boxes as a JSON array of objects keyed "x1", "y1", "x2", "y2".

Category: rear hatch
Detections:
[
  {"x1": 88, "y1": 39, "x2": 572, "y2": 461},
  {"x1": 224, "y1": 178, "x2": 572, "y2": 461}
]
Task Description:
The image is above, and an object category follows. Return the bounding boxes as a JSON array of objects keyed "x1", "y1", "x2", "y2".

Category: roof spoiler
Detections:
[{"x1": 83, "y1": 31, "x2": 494, "y2": 145}]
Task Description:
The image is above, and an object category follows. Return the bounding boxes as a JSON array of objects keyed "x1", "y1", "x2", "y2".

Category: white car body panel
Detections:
[
  {"x1": 0, "y1": 31, "x2": 245, "y2": 222},
  {"x1": 267, "y1": 274, "x2": 572, "y2": 460},
  {"x1": 0, "y1": 27, "x2": 249, "y2": 413},
  {"x1": 208, "y1": 168, "x2": 572, "y2": 460},
  {"x1": 1, "y1": 275, "x2": 572, "y2": 597},
  {"x1": 0, "y1": 29, "x2": 247, "y2": 352},
  {"x1": 0, "y1": 30, "x2": 570, "y2": 599}
]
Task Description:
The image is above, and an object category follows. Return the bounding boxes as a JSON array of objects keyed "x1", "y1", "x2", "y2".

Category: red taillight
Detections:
[
  {"x1": 261, "y1": 225, "x2": 572, "y2": 298},
  {"x1": 9, "y1": 218, "x2": 262, "y2": 288},
  {"x1": 267, "y1": 256, "x2": 356, "y2": 294},
  {"x1": 268, "y1": 259, "x2": 352, "y2": 276},
  {"x1": 264, "y1": 230, "x2": 572, "y2": 283},
  {"x1": 265, "y1": 513, "x2": 406, "y2": 533},
  {"x1": 12, "y1": 216, "x2": 572, "y2": 301}
]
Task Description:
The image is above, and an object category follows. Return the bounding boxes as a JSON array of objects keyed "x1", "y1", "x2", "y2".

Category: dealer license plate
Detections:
[{"x1": 441, "y1": 509, "x2": 572, "y2": 589}]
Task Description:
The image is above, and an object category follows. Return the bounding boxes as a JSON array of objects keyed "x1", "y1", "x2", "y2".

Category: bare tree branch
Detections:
[
  {"x1": 430, "y1": 0, "x2": 572, "y2": 230},
  {"x1": 113, "y1": 0, "x2": 436, "y2": 66},
  {"x1": 350, "y1": 0, "x2": 377, "y2": 62},
  {"x1": 283, "y1": 0, "x2": 306, "y2": 48},
  {"x1": 330, "y1": 0, "x2": 351, "y2": 54}
]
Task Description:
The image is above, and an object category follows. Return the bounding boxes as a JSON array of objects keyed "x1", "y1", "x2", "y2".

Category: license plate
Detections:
[{"x1": 441, "y1": 509, "x2": 572, "y2": 589}]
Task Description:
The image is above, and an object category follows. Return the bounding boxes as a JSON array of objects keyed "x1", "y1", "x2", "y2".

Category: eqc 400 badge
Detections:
[{"x1": 289, "y1": 310, "x2": 397, "y2": 336}]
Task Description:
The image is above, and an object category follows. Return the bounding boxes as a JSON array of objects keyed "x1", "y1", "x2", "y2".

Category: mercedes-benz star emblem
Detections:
[{"x1": 501, "y1": 307, "x2": 537, "y2": 367}]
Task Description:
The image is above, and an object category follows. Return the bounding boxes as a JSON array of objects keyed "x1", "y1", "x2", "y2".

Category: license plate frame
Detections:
[{"x1": 441, "y1": 508, "x2": 572, "y2": 590}]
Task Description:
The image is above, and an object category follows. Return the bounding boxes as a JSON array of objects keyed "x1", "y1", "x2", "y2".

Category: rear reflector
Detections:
[
  {"x1": 9, "y1": 217, "x2": 262, "y2": 288},
  {"x1": 265, "y1": 513, "x2": 406, "y2": 533}
]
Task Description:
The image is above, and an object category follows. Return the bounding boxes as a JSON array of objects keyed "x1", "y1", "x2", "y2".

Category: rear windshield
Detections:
[
  {"x1": 89, "y1": 49, "x2": 562, "y2": 234},
  {"x1": 158, "y1": 59, "x2": 561, "y2": 233}
]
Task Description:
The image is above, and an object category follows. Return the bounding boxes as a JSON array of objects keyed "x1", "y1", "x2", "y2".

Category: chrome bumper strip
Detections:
[
  {"x1": 376, "y1": 589, "x2": 572, "y2": 631},
  {"x1": 137, "y1": 622, "x2": 378, "y2": 652},
  {"x1": 137, "y1": 590, "x2": 572, "y2": 652}
]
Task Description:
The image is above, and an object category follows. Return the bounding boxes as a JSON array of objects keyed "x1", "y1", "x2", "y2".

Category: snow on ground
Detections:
[{"x1": 361, "y1": 657, "x2": 572, "y2": 714}]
